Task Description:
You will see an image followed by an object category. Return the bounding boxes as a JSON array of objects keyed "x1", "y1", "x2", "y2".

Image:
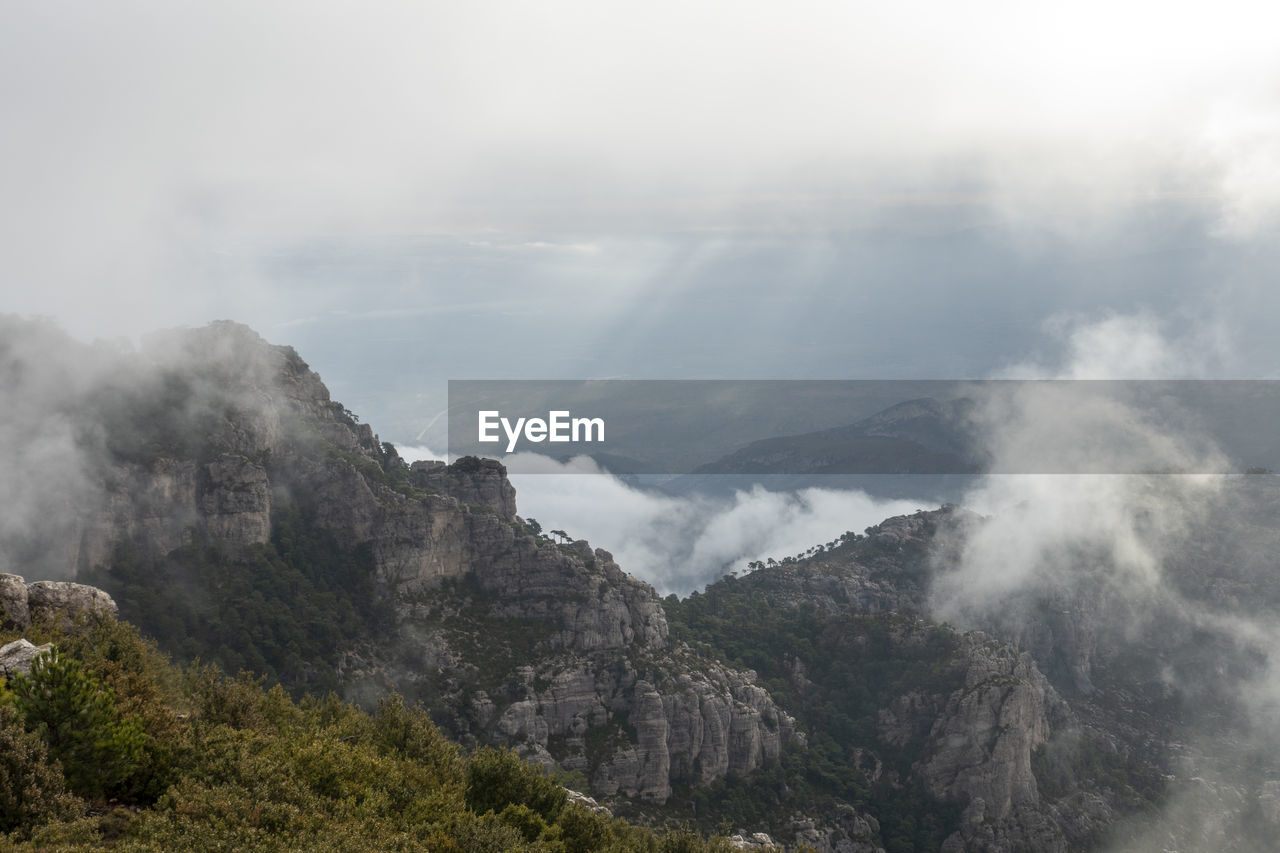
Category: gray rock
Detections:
[
  {"x1": 0, "y1": 573, "x2": 28, "y2": 629},
  {"x1": 920, "y1": 633, "x2": 1068, "y2": 852},
  {"x1": 0, "y1": 639, "x2": 54, "y2": 677},
  {"x1": 26, "y1": 581, "x2": 118, "y2": 625},
  {"x1": 198, "y1": 453, "x2": 271, "y2": 546},
  {"x1": 565, "y1": 788, "x2": 610, "y2": 815},
  {"x1": 411, "y1": 457, "x2": 518, "y2": 521}
]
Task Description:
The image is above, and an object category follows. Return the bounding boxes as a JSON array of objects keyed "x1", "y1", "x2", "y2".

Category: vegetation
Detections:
[
  {"x1": 0, "y1": 615, "x2": 743, "y2": 851},
  {"x1": 10, "y1": 650, "x2": 145, "y2": 799},
  {"x1": 664, "y1": 579, "x2": 966, "y2": 852},
  {"x1": 88, "y1": 500, "x2": 390, "y2": 696}
]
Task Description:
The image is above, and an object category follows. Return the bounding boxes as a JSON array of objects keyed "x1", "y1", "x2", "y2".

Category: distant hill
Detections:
[{"x1": 690, "y1": 397, "x2": 985, "y2": 476}]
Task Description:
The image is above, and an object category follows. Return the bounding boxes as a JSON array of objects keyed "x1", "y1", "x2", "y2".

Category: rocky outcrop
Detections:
[
  {"x1": 198, "y1": 453, "x2": 272, "y2": 545},
  {"x1": 0, "y1": 575, "x2": 117, "y2": 630},
  {"x1": 922, "y1": 635, "x2": 1054, "y2": 817},
  {"x1": 0, "y1": 577, "x2": 115, "y2": 676},
  {"x1": 727, "y1": 508, "x2": 970, "y2": 618},
  {"x1": 411, "y1": 458, "x2": 517, "y2": 521},
  {"x1": 719, "y1": 512, "x2": 1088, "y2": 851},
  {"x1": 922, "y1": 634, "x2": 1069, "y2": 852},
  {"x1": 35, "y1": 323, "x2": 390, "y2": 579},
  {"x1": 1, "y1": 573, "x2": 29, "y2": 628},
  {"x1": 727, "y1": 831, "x2": 778, "y2": 850},
  {"x1": 789, "y1": 812, "x2": 884, "y2": 853},
  {"x1": 476, "y1": 656, "x2": 797, "y2": 803},
  {"x1": 378, "y1": 520, "x2": 796, "y2": 803},
  {"x1": 0, "y1": 639, "x2": 54, "y2": 677},
  {"x1": 26, "y1": 581, "x2": 119, "y2": 626}
]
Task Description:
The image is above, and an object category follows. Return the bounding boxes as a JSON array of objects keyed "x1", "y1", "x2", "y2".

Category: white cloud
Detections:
[
  {"x1": 506, "y1": 453, "x2": 928, "y2": 594},
  {"x1": 4, "y1": 2, "x2": 1280, "y2": 338}
]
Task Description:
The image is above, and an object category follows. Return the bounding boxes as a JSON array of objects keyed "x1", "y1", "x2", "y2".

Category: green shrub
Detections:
[
  {"x1": 465, "y1": 747, "x2": 568, "y2": 823},
  {"x1": 0, "y1": 704, "x2": 83, "y2": 836},
  {"x1": 10, "y1": 649, "x2": 145, "y2": 799}
]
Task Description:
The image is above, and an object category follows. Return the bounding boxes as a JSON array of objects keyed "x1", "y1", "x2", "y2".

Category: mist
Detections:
[
  {"x1": 495, "y1": 453, "x2": 929, "y2": 596},
  {"x1": 924, "y1": 313, "x2": 1280, "y2": 850},
  {"x1": 0, "y1": 317, "x2": 331, "y2": 580}
]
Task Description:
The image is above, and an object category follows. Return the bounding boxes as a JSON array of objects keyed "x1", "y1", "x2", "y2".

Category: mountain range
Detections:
[{"x1": 4, "y1": 319, "x2": 1280, "y2": 851}]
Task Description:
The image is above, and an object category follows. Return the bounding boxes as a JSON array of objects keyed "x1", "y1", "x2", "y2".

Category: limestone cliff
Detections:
[
  {"x1": 342, "y1": 525, "x2": 798, "y2": 803},
  {"x1": 674, "y1": 510, "x2": 1105, "y2": 852},
  {"x1": 3, "y1": 321, "x2": 797, "y2": 810}
]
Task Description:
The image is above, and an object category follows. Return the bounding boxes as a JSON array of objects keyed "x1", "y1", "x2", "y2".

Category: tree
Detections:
[
  {"x1": 10, "y1": 648, "x2": 145, "y2": 799},
  {"x1": 465, "y1": 747, "x2": 566, "y2": 822}
]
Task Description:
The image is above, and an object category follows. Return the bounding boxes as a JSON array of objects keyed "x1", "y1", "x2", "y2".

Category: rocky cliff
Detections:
[
  {"x1": 1, "y1": 320, "x2": 799, "y2": 811},
  {"x1": 0, "y1": 574, "x2": 118, "y2": 678},
  {"x1": 342, "y1": 523, "x2": 800, "y2": 803}
]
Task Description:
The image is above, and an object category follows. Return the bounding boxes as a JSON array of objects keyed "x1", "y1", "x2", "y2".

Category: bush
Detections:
[
  {"x1": 465, "y1": 747, "x2": 567, "y2": 823},
  {"x1": 0, "y1": 704, "x2": 82, "y2": 835}
]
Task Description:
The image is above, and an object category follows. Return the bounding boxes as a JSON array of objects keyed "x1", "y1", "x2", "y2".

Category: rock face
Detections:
[
  {"x1": 25, "y1": 581, "x2": 119, "y2": 626},
  {"x1": 789, "y1": 812, "x2": 884, "y2": 853},
  {"x1": 0, "y1": 321, "x2": 798, "y2": 809},
  {"x1": 731, "y1": 509, "x2": 970, "y2": 617},
  {"x1": 462, "y1": 654, "x2": 796, "y2": 803},
  {"x1": 711, "y1": 510, "x2": 1087, "y2": 852},
  {"x1": 410, "y1": 458, "x2": 518, "y2": 520},
  {"x1": 922, "y1": 635, "x2": 1068, "y2": 852},
  {"x1": 366, "y1": 520, "x2": 798, "y2": 803},
  {"x1": 0, "y1": 573, "x2": 29, "y2": 629}
]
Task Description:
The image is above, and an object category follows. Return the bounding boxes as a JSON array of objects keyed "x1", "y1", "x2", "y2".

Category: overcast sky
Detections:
[{"x1": 4, "y1": 1, "x2": 1280, "y2": 442}]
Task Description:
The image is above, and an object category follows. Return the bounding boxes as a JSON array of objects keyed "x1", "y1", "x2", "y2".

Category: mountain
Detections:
[
  {"x1": 690, "y1": 398, "x2": 984, "y2": 478},
  {"x1": 6, "y1": 318, "x2": 1280, "y2": 851},
  {"x1": 0, "y1": 321, "x2": 822, "y2": 836},
  {"x1": 653, "y1": 397, "x2": 983, "y2": 503}
]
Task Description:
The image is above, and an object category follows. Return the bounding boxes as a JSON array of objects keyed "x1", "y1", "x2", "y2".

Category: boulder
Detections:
[{"x1": 0, "y1": 639, "x2": 54, "y2": 678}]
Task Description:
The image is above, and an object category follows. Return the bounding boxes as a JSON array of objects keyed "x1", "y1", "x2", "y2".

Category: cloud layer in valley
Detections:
[{"x1": 494, "y1": 453, "x2": 929, "y2": 596}]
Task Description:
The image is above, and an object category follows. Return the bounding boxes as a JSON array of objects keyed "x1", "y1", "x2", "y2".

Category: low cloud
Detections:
[
  {"x1": 505, "y1": 453, "x2": 928, "y2": 595},
  {"x1": 934, "y1": 312, "x2": 1235, "y2": 618},
  {"x1": 929, "y1": 312, "x2": 1280, "y2": 847},
  {"x1": 393, "y1": 444, "x2": 447, "y2": 464}
]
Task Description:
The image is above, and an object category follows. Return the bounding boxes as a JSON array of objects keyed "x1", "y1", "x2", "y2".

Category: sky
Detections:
[{"x1": 4, "y1": 0, "x2": 1280, "y2": 446}]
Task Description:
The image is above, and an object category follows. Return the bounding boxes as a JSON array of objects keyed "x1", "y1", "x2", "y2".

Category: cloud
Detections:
[
  {"x1": 4, "y1": 2, "x2": 1280, "y2": 341},
  {"x1": 932, "y1": 312, "x2": 1234, "y2": 620},
  {"x1": 393, "y1": 444, "x2": 446, "y2": 464},
  {"x1": 928, "y1": 312, "x2": 1280, "y2": 845},
  {"x1": 999, "y1": 312, "x2": 1236, "y2": 380},
  {"x1": 505, "y1": 452, "x2": 928, "y2": 595}
]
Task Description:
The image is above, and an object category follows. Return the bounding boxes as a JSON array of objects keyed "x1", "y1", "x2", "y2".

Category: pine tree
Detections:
[{"x1": 10, "y1": 648, "x2": 145, "y2": 799}]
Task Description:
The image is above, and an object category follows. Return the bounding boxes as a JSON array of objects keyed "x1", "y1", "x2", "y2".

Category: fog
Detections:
[{"x1": 924, "y1": 314, "x2": 1280, "y2": 850}]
